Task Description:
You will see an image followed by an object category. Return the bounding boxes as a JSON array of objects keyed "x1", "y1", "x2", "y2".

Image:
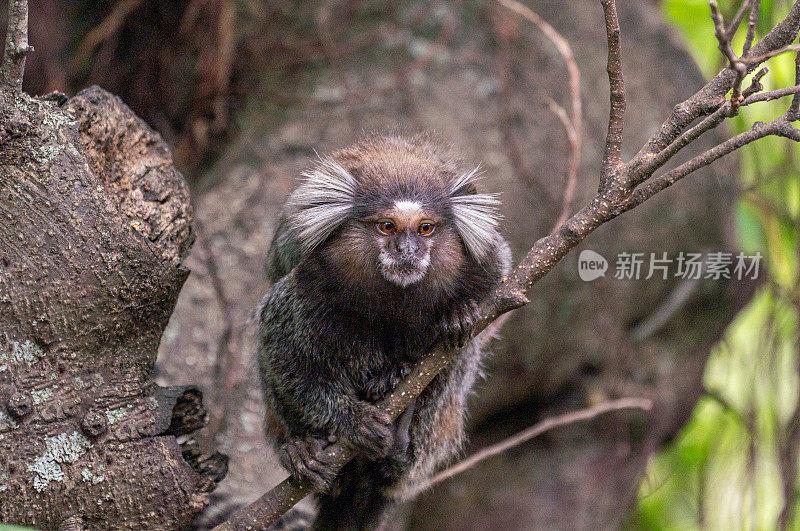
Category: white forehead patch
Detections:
[{"x1": 393, "y1": 200, "x2": 423, "y2": 213}]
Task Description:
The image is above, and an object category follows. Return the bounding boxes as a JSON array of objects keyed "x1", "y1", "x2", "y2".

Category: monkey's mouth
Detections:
[{"x1": 378, "y1": 251, "x2": 430, "y2": 287}]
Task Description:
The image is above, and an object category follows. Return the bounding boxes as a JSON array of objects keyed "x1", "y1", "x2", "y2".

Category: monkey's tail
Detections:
[{"x1": 312, "y1": 458, "x2": 395, "y2": 531}]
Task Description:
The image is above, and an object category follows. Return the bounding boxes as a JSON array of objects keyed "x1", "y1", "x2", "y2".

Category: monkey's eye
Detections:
[
  {"x1": 418, "y1": 222, "x2": 435, "y2": 236},
  {"x1": 377, "y1": 221, "x2": 396, "y2": 235}
]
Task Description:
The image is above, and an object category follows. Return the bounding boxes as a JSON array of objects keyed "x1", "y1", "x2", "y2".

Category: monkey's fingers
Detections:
[
  {"x1": 349, "y1": 403, "x2": 394, "y2": 459},
  {"x1": 438, "y1": 300, "x2": 480, "y2": 350},
  {"x1": 279, "y1": 439, "x2": 334, "y2": 492}
]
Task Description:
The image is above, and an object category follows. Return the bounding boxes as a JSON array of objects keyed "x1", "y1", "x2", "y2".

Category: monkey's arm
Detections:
[
  {"x1": 268, "y1": 366, "x2": 393, "y2": 457},
  {"x1": 435, "y1": 238, "x2": 513, "y2": 349},
  {"x1": 262, "y1": 359, "x2": 395, "y2": 490},
  {"x1": 258, "y1": 281, "x2": 395, "y2": 458}
]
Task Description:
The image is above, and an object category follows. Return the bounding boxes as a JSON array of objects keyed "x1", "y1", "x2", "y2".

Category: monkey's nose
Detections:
[{"x1": 393, "y1": 229, "x2": 422, "y2": 257}]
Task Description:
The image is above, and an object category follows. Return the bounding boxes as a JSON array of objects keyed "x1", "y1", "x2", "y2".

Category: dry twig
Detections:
[
  {"x1": 547, "y1": 98, "x2": 581, "y2": 229},
  {"x1": 215, "y1": 2, "x2": 800, "y2": 528},
  {"x1": 422, "y1": 397, "x2": 653, "y2": 490},
  {"x1": 600, "y1": 0, "x2": 625, "y2": 186},
  {"x1": 494, "y1": 0, "x2": 583, "y2": 230},
  {"x1": 490, "y1": 7, "x2": 553, "y2": 203},
  {"x1": 71, "y1": 0, "x2": 144, "y2": 69}
]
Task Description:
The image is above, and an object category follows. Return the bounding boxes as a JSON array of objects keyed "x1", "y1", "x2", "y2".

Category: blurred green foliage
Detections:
[{"x1": 632, "y1": 1, "x2": 800, "y2": 529}]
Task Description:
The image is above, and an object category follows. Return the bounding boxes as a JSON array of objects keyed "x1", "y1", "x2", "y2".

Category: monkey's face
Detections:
[
  {"x1": 320, "y1": 198, "x2": 466, "y2": 296},
  {"x1": 371, "y1": 200, "x2": 438, "y2": 287}
]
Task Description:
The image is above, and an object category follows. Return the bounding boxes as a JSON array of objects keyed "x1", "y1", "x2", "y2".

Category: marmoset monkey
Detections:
[{"x1": 258, "y1": 134, "x2": 511, "y2": 529}]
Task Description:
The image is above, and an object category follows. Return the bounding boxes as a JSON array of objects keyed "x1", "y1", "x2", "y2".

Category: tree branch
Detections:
[
  {"x1": 619, "y1": 116, "x2": 791, "y2": 213},
  {"x1": 547, "y1": 98, "x2": 581, "y2": 229},
  {"x1": 0, "y1": 0, "x2": 32, "y2": 91},
  {"x1": 196, "y1": 221, "x2": 242, "y2": 440},
  {"x1": 635, "y1": 0, "x2": 800, "y2": 160},
  {"x1": 726, "y1": 0, "x2": 753, "y2": 44},
  {"x1": 71, "y1": 0, "x2": 143, "y2": 69},
  {"x1": 215, "y1": 2, "x2": 800, "y2": 528},
  {"x1": 600, "y1": 0, "x2": 625, "y2": 186},
  {"x1": 710, "y1": 0, "x2": 749, "y2": 113},
  {"x1": 790, "y1": 53, "x2": 800, "y2": 119},
  {"x1": 490, "y1": 4, "x2": 558, "y2": 203},
  {"x1": 744, "y1": 0, "x2": 762, "y2": 54},
  {"x1": 496, "y1": 0, "x2": 582, "y2": 139},
  {"x1": 422, "y1": 397, "x2": 653, "y2": 490}
]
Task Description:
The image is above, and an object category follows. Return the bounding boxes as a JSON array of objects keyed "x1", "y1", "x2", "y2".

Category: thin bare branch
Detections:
[
  {"x1": 496, "y1": 0, "x2": 583, "y2": 229},
  {"x1": 632, "y1": 279, "x2": 701, "y2": 341},
  {"x1": 635, "y1": 1, "x2": 800, "y2": 160},
  {"x1": 490, "y1": 7, "x2": 556, "y2": 203},
  {"x1": 620, "y1": 117, "x2": 790, "y2": 213},
  {"x1": 711, "y1": 0, "x2": 747, "y2": 113},
  {"x1": 422, "y1": 398, "x2": 653, "y2": 490},
  {"x1": 742, "y1": 43, "x2": 800, "y2": 64},
  {"x1": 628, "y1": 81, "x2": 800, "y2": 183},
  {"x1": 71, "y1": 0, "x2": 143, "y2": 69},
  {"x1": 496, "y1": 0, "x2": 582, "y2": 139},
  {"x1": 727, "y1": 0, "x2": 753, "y2": 43},
  {"x1": 742, "y1": 66, "x2": 768, "y2": 99},
  {"x1": 196, "y1": 222, "x2": 242, "y2": 439},
  {"x1": 744, "y1": 0, "x2": 762, "y2": 54},
  {"x1": 633, "y1": 104, "x2": 730, "y2": 184},
  {"x1": 1, "y1": 0, "x2": 32, "y2": 91},
  {"x1": 790, "y1": 53, "x2": 800, "y2": 118},
  {"x1": 547, "y1": 98, "x2": 580, "y2": 230},
  {"x1": 743, "y1": 84, "x2": 800, "y2": 105},
  {"x1": 600, "y1": 0, "x2": 625, "y2": 185}
]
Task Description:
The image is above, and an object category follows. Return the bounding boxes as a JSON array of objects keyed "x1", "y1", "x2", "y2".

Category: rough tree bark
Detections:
[{"x1": 0, "y1": 1, "x2": 225, "y2": 528}]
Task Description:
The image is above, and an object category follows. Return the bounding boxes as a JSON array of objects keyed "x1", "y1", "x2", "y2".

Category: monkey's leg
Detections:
[
  {"x1": 380, "y1": 400, "x2": 416, "y2": 479},
  {"x1": 311, "y1": 403, "x2": 416, "y2": 531}
]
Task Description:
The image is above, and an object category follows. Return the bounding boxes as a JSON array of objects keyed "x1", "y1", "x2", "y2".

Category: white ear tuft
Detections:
[
  {"x1": 448, "y1": 166, "x2": 502, "y2": 259},
  {"x1": 451, "y1": 193, "x2": 502, "y2": 259},
  {"x1": 447, "y1": 165, "x2": 484, "y2": 196},
  {"x1": 287, "y1": 158, "x2": 357, "y2": 255}
]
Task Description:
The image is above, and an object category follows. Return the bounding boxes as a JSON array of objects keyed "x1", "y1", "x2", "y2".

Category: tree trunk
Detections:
[{"x1": 0, "y1": 84, "x2": 223, "y2": 529}]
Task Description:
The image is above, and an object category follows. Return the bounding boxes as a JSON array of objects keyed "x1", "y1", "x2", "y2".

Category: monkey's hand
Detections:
[
  {"x1": 345, "y1": 402, "x2": 394, "y2": 460},
  {"x1": 436, "y1": 299, "x2": 481, "y2": 350},
  {"x1": 278, "y1": 436, "x2": 337, "y2": 492}
]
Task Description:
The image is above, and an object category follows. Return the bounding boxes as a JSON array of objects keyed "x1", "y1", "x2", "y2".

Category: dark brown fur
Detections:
[{"x1": 258, "y1": 135, "x2": 511, "y2": 529}]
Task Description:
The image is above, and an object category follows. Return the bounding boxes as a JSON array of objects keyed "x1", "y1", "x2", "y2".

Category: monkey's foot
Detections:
[
  {"x1": 347, "y1": 402, "x2": 394, "y2": 460},
  {"x1": 437, "y1": 300, "x2": 481, "y2": 350},
  {"x1": 278, "y1": 437, "x2": 337, "y2": 492},
  {"x1": 378, "y1": 401, "x2": 416, "y2": 479}
]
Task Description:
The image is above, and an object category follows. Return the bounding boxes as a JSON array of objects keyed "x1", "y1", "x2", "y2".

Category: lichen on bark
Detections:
[{"x1": 0, "y1": 34, "x2": 223, "y2": 528}]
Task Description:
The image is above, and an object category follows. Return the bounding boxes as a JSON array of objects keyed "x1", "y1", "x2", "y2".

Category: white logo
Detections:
[{"x1": 578, "y1": 250, "x2": 608, "y2": 281}]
